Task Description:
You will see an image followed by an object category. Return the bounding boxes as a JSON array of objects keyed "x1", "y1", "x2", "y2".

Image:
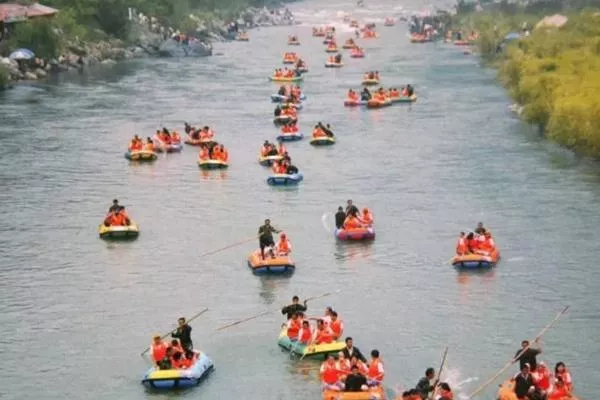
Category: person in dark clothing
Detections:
[
  {"x1": 278, "y1": 85, "x2": 286, "y2": 96},
  {"x1": 274, "y1": 105, "x2": 282, "y2": 117},
  {"x1": 474, "y1": 222, "x2": 487, "y2": 235},
  {"x1": 286, "y1": 164, "x2": 298, "y2": 174},
  {"x1": 346, "y1": 200, "x2": 359, "y2": 217},
  {"x1": 158, "y1": 347, "x2": 174, "y2": 370},
  {"x1": 406, "y1": 84, "x2": 414, "y2": 96},
  {"x1": 281, "y1": 295, "x2": 308, "y2": 319},
  {"x1": 415, "y1": 367, "x2": 436, "y2": 400},
  {"x1": 171, "y1": 317, "x2": 193, "y2": 351},
  {"x1": 334, "y1": 53, "x2": 342, "y2": 63},
  {"x1": 109, "y1": 199, "x2": 120, "y2": 213},
  {"x1": 258, "y1": 219, "x2": 279, "y2": 259},
  {"x1": 342, "y1": 337, "x2": 367, "y2": 363},
  {"x1": 335, "y1": 206, "x2": 346, "y2": 229},
  {"x1": 344, "y1": 365, "x2": 368, "y2": 391},
  {"x1": 318, "y1": 122, "x2": 334, "y2": 137},
  {"x1": 515, "y1": 340, "x2": 542, "y2": 371},
  {"x1": 513, "y1": 364, "x2": 535, "y2": 399},
  {"x1": 360, "y1": 87, "x2": 371, "y2": 101}
]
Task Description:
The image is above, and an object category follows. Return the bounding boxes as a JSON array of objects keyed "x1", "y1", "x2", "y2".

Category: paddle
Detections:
[
  {"x1": 140, "y1": 307, "x2": 209, "y2": 356},
  {"x1": 198, "y1": 235, "x2": 259, "y2": 258},
  {"x1": 216, "y1": 290, "x2": 341, "y2": 332},
  {"x1": 468, "y1": 305, "x2": 570, "y2": 399},
  {"x1": 428, "y1": 347, "x2": 449, "y2": 400}
]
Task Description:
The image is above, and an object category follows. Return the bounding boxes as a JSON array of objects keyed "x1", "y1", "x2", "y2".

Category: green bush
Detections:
[
  {"x1": 0, "y1": 64, "x2": 9, "y2": 89},
  {"x1": 8, "y1": 19, "x2": 62, "y2": 59}
]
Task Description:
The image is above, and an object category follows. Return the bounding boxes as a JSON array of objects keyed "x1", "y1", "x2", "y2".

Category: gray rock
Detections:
[
  {"x1": 101, "y1": 59, "x2": 116, "y2": 65},
  {"x1": 35, "y1": 68, "x2": 47, "y2": 78},
  {"x1": 158, "y1": 39, "x2": 212, "y2": 57},
  {"x1": 24, "y1": 71, "x2": 38, "y2": 80}
]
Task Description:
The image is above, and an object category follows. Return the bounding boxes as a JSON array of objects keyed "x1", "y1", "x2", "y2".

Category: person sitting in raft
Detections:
[
  {"x1": 104, "y1": 207, "x2": 130, "y2": 227},
  {"x1": 282, "y1": 152, "x2": 292, "y2": 165},
  {"x1": 150, "y1": 334, "x2": 169, "y2": 366},
  {"x1": 416, "y1": 367, "x2": 436, "y2": 399},
  {"x1": 318, "y1": 122, "x2": 335, "y2": 137},
  {"x1": 513, "y1": 363, "x2": 536, "y2": 400},
  {"x1": 258, "y1": 219, "x2": 280, "y2": 260},
  {"x1": 337, "y1": 351, "x2": 351, "y2": 376},
  {"x1": 532, "y1": 361, "x2": 552, "y2": 398},
  {"x1": 109, "y1": 199, "x2": 120, "y2": 213},
  {"x1": 456, "y1": 232, "x2": 468, "y2": 255},
  {"x1": 366, "y1": 349, "x2": 384, "y2": 386},
  {"x1": 374, "y1": 71, "x2": 380, "y2": 80},
  {"x1": 278, "y1": 85, "x2": 287, "y2": 96},
  {"x1": 274, "y1": 105, "x2": 282, "y2": 117},
  {"x1": 212, "y1": 145, "x2": 222, "y2": 160},
  {"x1": 361, "y1": 208, "x2": 373, "y2": 226},
  {"x1": 344, "y1": 364, "x2": 369, "y2": 392},
  {"x1": 199, "y1": 145, "x2": 210, "y2": 160},
  {"x1": 129, "y1": 135, "x2": 143, "y2": 151},
  {"x1": 475, "y1": 231, "x2": 495, "y2": 255},
  {"x1": 554, "y1": 362, "x2": 572, "y2": 392},
  {"x1": 361, "y1": 87, "x2": 372, "y2": 101},
  {"x1": 347, "y1": 89, "x2": 359, "y2": 101},
  {"x1": 548, "y1": 377, "x2": 570, "y2": 400},
  {"x1": 276, "y1": 232, "x2": 292, "y2": 256},
  {"x1": 321, "y1": 355, "x2": 345, "y2": 391},
  {"x1": 406, "y1": 84, "x2": 414, "y2": 96},
  {"x1": 282, "y1": 295, "x2": 308, "y2": 319},
  {"x1": 334, "y1": 53, "x2": 342, "y2": 63},
  {"x1": 330, "y1": 311, "x2": 344, "y2": 340},
  {"x1": 144, "y1": 137, "x2": 155, "y2": 152},
  {"x1": 172, "y1": 317, "x2": 193, "y2": 352},
  {"x1": 438, "y1": 383, "x2": 453, "y2": 400},
  {"x1": 170, "y1": 131, "x2": 181, "y2": 143},
  {"x1": 286, "y1": 312, "x2": 302, "y2": 340},
  {"x1": 286, "y1": 163, "x2": 299, "y2": 175},
  {"x1": 170, "y1": 339, "x2": 183, "y2": 355},
  {"x1": 297, "y1": 320, "x2": 313, "y2": 344},
  {"x1": 312, "y1": 125, "x2": 326, "y2": 138},
  {"x1": 335, "y1": 206, "x2": 346, "y2": 229}
]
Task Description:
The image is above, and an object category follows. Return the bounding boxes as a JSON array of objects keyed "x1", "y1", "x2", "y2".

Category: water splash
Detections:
[{"x1": 321, "y1": 212, "x2": 332, "y2": 233}]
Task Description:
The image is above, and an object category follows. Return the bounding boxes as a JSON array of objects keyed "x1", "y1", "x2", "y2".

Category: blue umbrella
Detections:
[
  {"x1": 504, "y1": 32, "x2": 521, "y2": 42},
  {"x1": 9, "y1": 48, "x2": 35, "y2": 60}
]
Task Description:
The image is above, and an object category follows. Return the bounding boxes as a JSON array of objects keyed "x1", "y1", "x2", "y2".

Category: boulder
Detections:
[
  {"x1": 101, "y1": 59, "x2": 117, "y2": 65},
  {"x1": 35, "y1": 68, "x2": 47, "y2": 78},
  {"x1": 24, "y1": 71, "x2": 38, "y2": 80},
  {"x1": 158, "y1": 38, "x2": 212, "y2": 57}
]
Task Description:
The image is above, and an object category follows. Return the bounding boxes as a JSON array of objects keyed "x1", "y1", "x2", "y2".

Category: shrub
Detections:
[
  {"x1": 8, "y1": 19, "x2": 62, "y2": 60},
  {"x1": 0, "y1": 64, "x2": 9, "y2": 89}
]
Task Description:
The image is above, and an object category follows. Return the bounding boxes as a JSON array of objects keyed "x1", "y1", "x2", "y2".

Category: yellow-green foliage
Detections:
[
  {"x1": 0, "y1": 64, "x2": 9, "y2": 89},
  {"x1": 465, "y1": 11, "x2": 600, "y2": 156}
]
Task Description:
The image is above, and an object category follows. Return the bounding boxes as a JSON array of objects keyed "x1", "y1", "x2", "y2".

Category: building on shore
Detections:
[{"x1": 0, "y1": 2, "x2": 59, "y2": 43}]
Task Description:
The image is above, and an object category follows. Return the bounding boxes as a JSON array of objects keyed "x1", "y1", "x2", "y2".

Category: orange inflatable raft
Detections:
[
  {"x1": 323, "y1": 386, "x2": 386, "y2": 400},
  {"x1": 247, "y1": 250, "x2": 295, "y2": 274},
  {"x1": 451, "y1": 249, "x2": 500, "y2": 269}
]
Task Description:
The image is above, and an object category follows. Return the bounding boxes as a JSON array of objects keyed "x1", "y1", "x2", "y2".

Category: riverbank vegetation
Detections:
[{"x1": 455, "y1": 6, "x2": 600, "y2": 156}]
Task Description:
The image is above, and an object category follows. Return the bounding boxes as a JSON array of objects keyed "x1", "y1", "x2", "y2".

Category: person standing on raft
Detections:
[
  {"x1": 346, "y1": 200, "x2": 359, "y2": 217},
  {"x1": 108, "y1": 199, "x2": 120, "y2": 213},
  {"x1": 282, "y1": 295, "x2": 308, "y2": 319},
  {"x1": 171, "y1": 317, "x2": 193, "y2": 352},
  {"x1": 258, "y1": 219, "x2": 280, "y2": 259},
  {"x1": 335, "y1": 206, "x2": 346, "y2": 229},
  {"x1": 416, "y1": 367, "x2": 437, "y2": 399}
]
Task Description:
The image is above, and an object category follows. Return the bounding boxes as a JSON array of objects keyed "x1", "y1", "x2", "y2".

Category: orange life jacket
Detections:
[
  {"x1": 321, "y1": 362, "x2": 341, "y2": 384},
  {"x1": 330, "y1": 319, "x2": 342, "y2": 339},
  {"x1": 220, "y1": 149, "x2": 229, "y2": 162},
  {"x1": 343, "y1": 216, "x2": 360, "y2": 229},
  {"x1": 277, "y1": 239, "x2": 291, "y2": 254},
  {"x1": 549, "y1": 387, "x2": 569, "y2": 400},
  {"x1": 151, "y1": 342, "x2": 167, "y2": 363},
  {"x1": 315, "y1": 327, "x2": 333, "y2": 344},
  {"x1": 287, "y1": 319, "x2": 300, "y2": 339},
  {"x1": 367, "y1": 359, "x2": 384, "y2": 381},
  {"x1": 199, "y1": 148, "x2": 209, "y2": 160},
  {"x1": 144, "y1": 143, "x2": 154, "y2": 151},
  {"x1": 299, "y1": 327, "x2": 312, "y2": 343},
  {"x1": 362, "y1": 212, "x2": 373, "y2": 225},
  {"x1": 456, "y1": 238, "x2": 467, "y2": 255}
]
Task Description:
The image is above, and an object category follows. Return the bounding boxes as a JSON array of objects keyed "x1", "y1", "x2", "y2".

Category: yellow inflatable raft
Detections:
[
  {"x1": 247, "y1": 250, "x2": 295, "y2": 274},
  {"x1": 277, "y1": 327, "x2": 345, "y2": 358},
  {"x1": 198, "y1": 159, "x2": 229, "y2": 170},
  {"x1": 362, "y1": 78, "x2": 380, "y2": 86},
  {"x1": 98, "y1": 223, "x2": 139, "y2": 240},
  {"x1": 322, "y1": 386, "x2": 386, "y2": 400}
]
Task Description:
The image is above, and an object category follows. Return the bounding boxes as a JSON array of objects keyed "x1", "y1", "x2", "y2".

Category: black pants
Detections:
[{"x1": 260, "y1": 238, "x2": 275, "y2": 258}]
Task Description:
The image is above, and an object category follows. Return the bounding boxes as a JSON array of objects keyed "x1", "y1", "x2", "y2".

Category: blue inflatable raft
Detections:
[
  {"x1": 267, "y1": 172, "x2": 304, "y2": 186},
  {"x1": 141, "y1": 352, "x2": 214, "y2": 390},
  {"x1": 276, "y1": 133, "x2": 304, "y2": 142}
]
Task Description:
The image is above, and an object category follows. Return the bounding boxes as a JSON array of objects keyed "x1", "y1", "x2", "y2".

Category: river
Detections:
[{"x1": 1, "y1": 0, "x2": 599, "y2": 399}]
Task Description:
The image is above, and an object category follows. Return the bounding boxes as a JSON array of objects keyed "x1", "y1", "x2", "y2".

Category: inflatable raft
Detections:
[
  {"x1": 281, "y1": 102, "x2": 303, "y2": 110},
  {"x1": 155, "y1": 141, "x2": 183, "y2": 153},
  {"x1": 310, "y1": 136, "x2": 336, "y2": 146},
  {"x1": 325, "y1": 62, "x2": 344, "y2": 68},
  {"x1": 350, "y1": 51, "x2": 365, "y2": 58},
  {"x1": 335, "y1": 227, "x2": 375, "y2": 241},
  {"x1": 288, "y1": 40, "x2": 301, "y2": 46},
  {"x1": 367, "y1": 99, "x2": 392, "y2": 108},
  {"x1": 269, "y1": 76, "x2": 303, "y2": 83},
  {"x1": 99, "y1": 222, "x2": 139, "y2": 240},
  {"x1": 322, "y1": 386, "x2": 386, "y2": 400},
  {"x1": 277, "y1": 133, "x2": 304, "y2": 142},
  {"x1": 342, "y1": 43, "x2": 356, "y2": 49},
  {"x1": 362, "y1": 78, "x2": 380, "y2": 86},
  {"x1": 273, "y1": 115, "x2": 297, "y2": 125},
  {"x1": 278, "y1": 327, "x2": 345, "y2": 358},
  {"x1": 344, "y1": 99, "x2": 367, "y2": 107},
  {"x1": 390, "y1": 94, "x2": 417, "y2": 103},
  {"x1": 197, "y1": 159, "x2": 229, "y2": 170},
  {"x1": 267, "y1": 172, "x2": 304, "y2": 186},
  {"x1": 451, "y1": 249, "x2": 500, "y2": 269},
  {"x1": 124, "y1": 150, "x2": 157, "y2": 162},
  {"x1": 325, "y1": 47, "x2": 339, "y2": 53},
  {"x1": 282, "y1": 58, "x2": 297, "y2": 65},
  {"x1": 297, "y1": 66, "x2": 309, "y2": 73},
  {"x1": 247, "y1": 250, "x2": 295, "y2": 274},
  {"x1": 141, "y1": 351, "x2": 214, "y2": 390},
  {"x1": 258, "y1": 154, "x2": 284, "y2": 166},
  {"x1": 184, "y1": 137, "x2": 214, "y2": 146},
  {"x1": 271, "y1": 93, "x2": 307, "y2": 103}
]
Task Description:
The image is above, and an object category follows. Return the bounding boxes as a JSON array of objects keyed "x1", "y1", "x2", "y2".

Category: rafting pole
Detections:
[
  {"x1": 216, "y1": 289, "x2": 341, "y2": 332},
  {"x1": 468, "y1": 305, "x2": 570, "y2": 399},
  {"x1": 140, "y1": 307, "x2": 209, "y2": 356},
  {"x1": 428, "y1": 347, "x2": 449, "y2": 400},
  {"x1": 197, "y1": 235, "x2": 259, "y2": 258}
]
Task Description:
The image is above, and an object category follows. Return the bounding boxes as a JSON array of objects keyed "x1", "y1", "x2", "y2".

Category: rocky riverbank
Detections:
[{"x1": 0, "y1": 5, "x2": 295, "y2": 88}]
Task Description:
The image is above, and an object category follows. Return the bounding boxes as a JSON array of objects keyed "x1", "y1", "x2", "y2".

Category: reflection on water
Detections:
[
  {"x1": 258, "y1": 275, "x2": 292, "y2": 305},
  {"x1": 200, "y1": 170, "x2": 228, "y2": 180},
  {"x1": 456, "y1": 268, "x2": 497, "y2": 305},
  {"x1": 334, "y1": 241, "x2": 374, "y2": 263}
]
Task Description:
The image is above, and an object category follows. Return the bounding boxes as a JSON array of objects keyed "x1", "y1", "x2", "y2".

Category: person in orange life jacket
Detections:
[
  {"x1": 314, "y1": 319, "x2": 334, "y2": 344},
  {"x1": 170, "y1": 339, "x2": 183, "y2": 354},
  {"x1": 114, "y1": 206, "x2": 131, "y2": 226},
  {"x1": 548, "y1": 377, "x2": 570, "y2": 400},
  {"x1": 212, "y1": 145, "x2": 222, "y2": 160},
  {"x1": 144, "y1": 137, "x2": 155, "y2": 151},
  {"x1": 337, "y1": 351, "x2": 351, "y2": 375},
  {"x1": 297, "y1": 320, "x2": 313, "y2": 344},
  {"x1": 321, "y1": 354, "x2": 344, "y2": 391},
  {"x1": 361, "y1": 208, "x2": 373, "y2": 226},
  {"x1": 456, "y1": 232, "x2": 468, "y2": 255},
  {"x1": 157, "y1": 346, "x2": 175, "y2": 370},
  {"x1": 171, "y1": 351, "x2": 185, "y2": 369},
  {"x1": 349, "y1": 355, "x2": 369, "y2": 376},
  {"x1": 554, "y1": 362, "x2": 572, "y2": 392},
  {"x1": 171, "y1": 317, "x2": 193, "y2": 352},
  {"x1": 218, "y1": 145, "x2": 228, "y2": 162},
  {"x1": 515, "y1": 339, "x2": 542, "y2": 372},
  {"x1": 282, "y1": 295, "x2": 308, "y2": 319},
  {"x1": 343, "y1": 337, "x2": 367, "y2": 363},
  {"x1": 199, "y1": 145, "x2": 210, "y2": 160},
  {"x1": 465, "y1": 232, "x2": 477, "y2": 253},
  {"x1": 276, "y1": 232, "x2": 292, "y2": 255},
  {"x1": 330, "y1": 311, "x2": 344, "y2": 340},
  {"x1": 286, "y1": 312, "x2": 302, "y2": 340},
  {"x1": 478, "y1": 231, "x2": 495, "y2": 254},
  {"x1": 438, "y1": 382, "x2": 453, "y2": 400},
  {"x1": 366, "y1": 349, "x2": 384, "y2": 386},
  {"x1": 321, "y1": 306, "x2": 334, "y2": 326},
  {"x1": 513, "y1": 363, "x2": 536, "y2": 400},
  {"x1": 150, "y1": 334, "x2": 169, "y2": 366},
  {"x1": 170, "y1": 131, "x2": 181, "y2": 143},
  {"x1": 179, "y1": 350, "x2": 194, "y2": 369},
  {"x1": 277, "y1": 142, "x2": 287, "y2": 155},
  {"x1": 317, "y1": 122, "x2": 335, "y2": 137},
  {"x1": 532, "y1": 361, "x2": 552, "y2": 396},
  {"x1": 344, "y1": 364, "x2": 369, "y2": 392},
  {"x1": 343, "y1": 214, "x2": 362, "y2": 229}
]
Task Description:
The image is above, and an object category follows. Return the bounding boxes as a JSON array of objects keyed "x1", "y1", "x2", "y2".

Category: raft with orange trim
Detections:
[
  {"x1": 350, "y1": 50, "x2": 365, "y2": 58},
  {"x1": 390, "y1": 94, "x2": 417, "y2": 103},
  {"x1": 258, "y1": 154, "x2": 284, "y2": 166},
  {"x1": 269, "y1": 75, "x2": 304, "y2": 83},
  {"x1": 325, "y1": 47, "x2": 339, "y2": 53},
  {"x1": 361, "y1": 78, "x2": 379, "y2": 86},
  {"x1": 322, "y1": 386, "x2": 386, "y2": 400},
  {"x1": 335, "y1": 227, "x2": 375, "y2": 241},
  {"x1": 310, "y1": 136, "x2": 336, "y2": 146},
  {"x1": 247, "y1": 250, "x2": 295, "y2": 274},
  {"x1": 273, "y1": 115, "x2": 298, "y2": 125},
  {"x1": 99, "y1": 222, "x2": 140, "y2": 240},
  {"x1": 366, "y1": 98, "x2": 392, "y2": 108},
  {"x1": 278, "y1": 327, "x2": 345, "y2": 357},
  {"x1": 277, "y1": 132, "x2": 303, "y2": 142},
  {"x1": 125, "y1": 150, "x2": 158, "y2": 162},
  {"x1": 325, "y1": 61, "x2": 344, "y2": 68},
  {"x1": 141, "y1": 351, "x2": 214, "y2": 390},
  {"x1": 184, "y1": 136, "x2": 215, "y2": 146},
  {"x1": 267, "y1": 172, "x2": 303, "y2": 186},
  {"x1": 344, "y1": 99, "x2": 367, "y2": 107},
  {"x1": 197, "y1": 159, "x2": 228, "y2": 170},
  {"x1": 288, "y1": 40, "x2": 300, "y2": 46},
  {"x1": 451, "y1": 249, "x2": 500, "y2": 269}
]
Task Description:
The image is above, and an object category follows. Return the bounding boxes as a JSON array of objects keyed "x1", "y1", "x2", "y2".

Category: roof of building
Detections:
[{"x1": 0, "y1": 3, "x2": 59, "y2": 23}]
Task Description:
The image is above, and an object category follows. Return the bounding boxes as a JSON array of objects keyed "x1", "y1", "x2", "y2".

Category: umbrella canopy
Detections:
[
  {"x1": 9, "y1": 48, "x2": 35, "y2": 60},
  {"x1": 504, "y1": 32, "x2": 521, "y2": 41}
]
